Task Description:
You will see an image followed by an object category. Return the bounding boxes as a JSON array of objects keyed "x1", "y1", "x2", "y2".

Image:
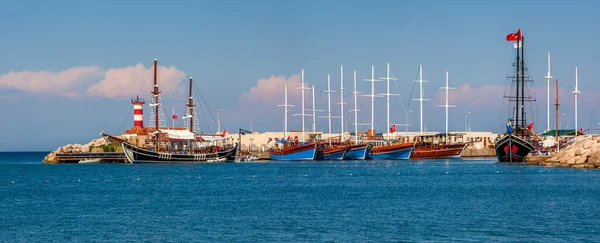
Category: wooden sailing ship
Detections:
[{"x1": 103, "y1": 59, "x2": 237, "y2": 163}]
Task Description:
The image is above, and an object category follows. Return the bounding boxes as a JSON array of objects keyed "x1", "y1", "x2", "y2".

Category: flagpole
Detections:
[{"x1": 172, "y1": 108, "x2": 174, "y2": 129}]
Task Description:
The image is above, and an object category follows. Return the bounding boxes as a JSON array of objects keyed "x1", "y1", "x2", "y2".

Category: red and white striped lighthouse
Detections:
[{"x1": 131, "y1": 96, "x2": 145, "y2": 127}]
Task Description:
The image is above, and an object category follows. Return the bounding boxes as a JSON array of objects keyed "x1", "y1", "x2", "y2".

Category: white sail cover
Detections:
[{"x1": 161, "y1": 130, "x2": 195, "y2": 140}]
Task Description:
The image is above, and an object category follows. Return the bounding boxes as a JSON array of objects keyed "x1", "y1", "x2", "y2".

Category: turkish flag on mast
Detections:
[
  {"x1": 172, "y1": 114, "x2": 178, "y2": 120},
  {"x1": 506, "y1": 29, "x2": 522, "y2": 41},
  {"x1": 526, "y1": 122, "x2": 533, "y2": 132},
  {"x1": 221, "y1": 129, "x2": 227, "y2": 137},
  {"x1": 390, "y1": 124, "x2": 396, "y2": 133}
]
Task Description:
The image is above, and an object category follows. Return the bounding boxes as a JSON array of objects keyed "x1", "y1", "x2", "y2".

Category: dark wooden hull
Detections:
[
  {"x1": 122, "y1": 142, "x2": 237, "y2": 163},
  {"x1": 494, "y1": 134, "x2": 534, "y2": 162},
  {"x1": 410, "y1": 143, "x2": 467, "y2": 159}
]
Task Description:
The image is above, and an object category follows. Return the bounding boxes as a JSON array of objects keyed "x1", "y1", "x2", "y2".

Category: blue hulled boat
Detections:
[
  {"x1": 318, "y1": 145, "x2": 347, "y2": 160},
  {"x1": 344, "y1": 144, "x2": 370, "y2": 160},
  {"x1": 269, "y1": 142, "x2": 316, "y2": 161},
  {"x1": 367, "y1": 142, "x2": 414, "y2": 160}
]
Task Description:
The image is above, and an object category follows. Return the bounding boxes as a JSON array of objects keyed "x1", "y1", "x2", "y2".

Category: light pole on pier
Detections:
[
  {"x1": 217, "y1": 108, "x2": 223, "y2": 133},
  {"x1": 406, "y1": 110, "x2": 412, "y2": 133},
  {"x1": 465, "y1": 111, "x2": 471, "y2": 143},
  {"x1": 249, "y1": 137, "x2": 254, "y2": 154}
]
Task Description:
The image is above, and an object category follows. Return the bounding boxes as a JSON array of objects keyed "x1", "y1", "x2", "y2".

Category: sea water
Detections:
[{"x1": 1, "y1": 152, "x2": 600, "y2": 241}]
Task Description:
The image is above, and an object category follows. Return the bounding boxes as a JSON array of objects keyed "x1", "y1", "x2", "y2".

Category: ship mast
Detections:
[
  {"x1": 151, "y1": 58, "x2": 161, "y2": 152},
  {"x1": 320, "y1": 74, "x2": 337, "y2": 135},
  {"x1": 294, "y1": 69, "x2": 311, "y2": 142},
  {"x1": 187, "y1": 77, "x2": 194, "y2": 133},
  {"x1": 378, "y1": 62, "x2": 398, "y2": 139},
  {"x1": 515, "y1": 34, "x2": 520, "y2": 134},
  {"x1": 308, "y1": 84, "x2": 323, "y2": 132},
  {"x1": 413, "y1": 65, "x2": 429, "y2": 134},
  {"x1": 520, "y1": 34, "x2": 525, "y2": 132},
  {"x1": 278, "y1": 84, "x2": 294, "y2": 140},
  {"x1": 352, "y1": 70, "x2": 360, "y2": 145},
  {"x1": 438, "y1": 70, "x2": 455, "y2": 143},
  {"x1": 339, "y1": 65, "x2": 345, "y2": 141},
  {"x1": 545, "y1": 52, "x2": 552, "y2": 132},
  {"x1": 362, "y1": 65, "x2": 381, "y2": 133}
]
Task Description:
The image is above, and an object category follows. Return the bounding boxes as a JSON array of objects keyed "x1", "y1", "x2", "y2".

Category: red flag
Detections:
[
  {"x1": 267, "y1": 138, "x2": 272, "y2": 143},
  {"x1": 287, "y1": 136, "x2": 290, "y2": 141},
  {"x1": 172, "y1": 114, "x2": 178, "y2": 120},
  {"x1": 221, "y1": 129, "x2": 226, "y2": 137},
  {"x1": 579, "y1": 128, "x2": 583, "y2": 134},
  {"x1": 526, "y1": 123, "x2": 533, "y2": 132},
  {"x1": 506, "y1": 29, "x2": 522, "y2": 41},
  {"x1": 390, "y1": 124, "x2": 396, "y2": 133}
]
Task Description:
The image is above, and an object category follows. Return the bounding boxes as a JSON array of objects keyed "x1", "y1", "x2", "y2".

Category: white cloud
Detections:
[
  {"x1": 0, "y1": 66, "x2": 102, "y2": 97},
  {"x1": 240, "y1": 74, "x2": 303, "y2": 103},
  {"x1": 0, "y1": 63, "x2": 186, "y2": 99},
  {"x1": 86, "y1": 63, "x2": 186, "y2": 99}
]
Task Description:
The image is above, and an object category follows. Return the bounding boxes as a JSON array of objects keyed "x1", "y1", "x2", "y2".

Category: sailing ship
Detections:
[
  {"x1": 409, "y1": 69, "x2": 467, "y2": 159},
  {"x1": 102, "y1": 59, "x2": 237, "y2": 163},
  {"x1": 344, "y1": 143, "x2": 371, "y2": 160},
  {"x1": 368, "y1": 140, "x2": 414, "y2": 160},
  {"x1": 269, "y1": 70, "x2": 317, "y2": 161},
  {"x1": 317, "y1": 138, "x2": 349, "y2": 160},
  {"x1": 410, "y1": 134, "x2": 467, "y2": 159},
  {"x1": 362, "y1": 64, "x2": 415, "y2": 160},
  {"x1": 494, "y1": 29, "x2": 535, "y2": 162}
]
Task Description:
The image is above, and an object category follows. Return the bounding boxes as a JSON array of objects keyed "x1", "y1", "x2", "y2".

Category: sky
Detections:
[{"x1": 1, "y1": 0, "x2": 599, "y2": 151}]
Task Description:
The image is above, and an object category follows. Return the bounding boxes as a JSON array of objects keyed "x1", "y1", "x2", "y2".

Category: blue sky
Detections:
[{"x1": 1, "y1": 0, "x2": 599, "y2": 151}]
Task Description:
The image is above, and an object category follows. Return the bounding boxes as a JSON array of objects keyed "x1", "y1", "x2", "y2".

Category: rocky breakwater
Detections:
[
  {"x1": 43, "y1": 137, "x2": 111, "y2": 164},
  {"x1": 539, "y1": 135, "x2": 600, "y2": 168}
]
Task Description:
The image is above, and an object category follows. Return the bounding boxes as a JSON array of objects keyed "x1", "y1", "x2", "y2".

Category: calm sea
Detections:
[{"x1": 1, "y1": 152, "x2": 600, "y2": 242}]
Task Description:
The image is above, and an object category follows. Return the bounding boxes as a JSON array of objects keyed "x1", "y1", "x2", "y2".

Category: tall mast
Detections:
[
  {"x1": 362, "y1": 65, "x2": 381, "y2": 133},
  {"x1": 339, "y1": 65, "x2": 345, "y2": 140},
  {"x1": 378, "y1": 62, "x2": 398, "y2": 139},
  {"x1": 294, "y1": 69, "x2": 310, "y2": 142},
  {"x1": 278, "y1": 84, "x2": 294, "y2": 139},
  {"x1": 352, "y1": 70, "x2": 359, "y2": 145},
  {"x1": 545, "y1": 52, "x2": 552, "y2": 132},
  {"x1": 515, "y1": 33, "x2": 520, "y2": 133},
  {"x1": 311, "y1": 84, "x2": 316, "y2": 132},
  {"x1": 187, "y1": 77, "x2": 194, "y2": 133},
  {"x1": 521, "y1": 34, "x2": 525, "y2": 131},
  {"x1": 152, "y1": 59, "x2": 159, "y2": 130},
  {"x1": 310, "y1": 84, "x2": 322, "y2": 133},
  {"x1": 320, "y1": 74, "x2": 335, "y2": 135},
  {"x1": 413, "y1": 65, "x2": 429, "y2": 134},
  {"x1": 438, "y1": 71, "x2": 455, "y2": 143},
  {"x1": 151, "y1": 58, "x2": 160, "y2": 152},
  {"x1": 573, "y1": 65, "x2": 580, "y2": 135}
]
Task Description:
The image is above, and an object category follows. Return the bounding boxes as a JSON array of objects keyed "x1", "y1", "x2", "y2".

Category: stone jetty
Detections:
[
  {"x1": 43, "y1": 137, "x2": 112, "y2": 164},
  {"x1": 533, "y1": 135, "x2": 600, "y2": 168}
]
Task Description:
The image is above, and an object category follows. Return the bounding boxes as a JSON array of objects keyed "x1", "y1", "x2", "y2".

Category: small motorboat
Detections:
[
  {"x1": 244, "y1": 156, "x2": 259, "y2": 161},
  {"x1": 206, "y1": 157, "x2": 227, "y2": 163},
  {"x1": 78, "y1": 158, "x2": 101, "y2": 164}
]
